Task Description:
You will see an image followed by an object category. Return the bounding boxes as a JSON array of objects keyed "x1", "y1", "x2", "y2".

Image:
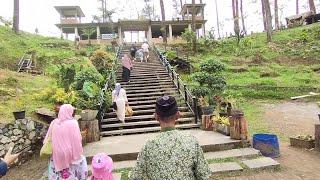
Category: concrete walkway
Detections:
[{"x1": 84, "y1": 129, "x2": 240, "y2": 161}]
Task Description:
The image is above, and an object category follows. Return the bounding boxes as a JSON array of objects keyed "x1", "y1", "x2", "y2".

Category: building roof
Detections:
[
  {"x1": 181, "y1": 4, "x2": 206, "y2": 15},
  {"x1": 54, "y1": 6, "x2": 85, "y2": 17}
]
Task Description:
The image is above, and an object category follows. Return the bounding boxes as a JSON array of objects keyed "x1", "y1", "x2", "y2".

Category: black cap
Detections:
[{"x1": 156, "y1": 96, "x2": 178, "y2": 118}]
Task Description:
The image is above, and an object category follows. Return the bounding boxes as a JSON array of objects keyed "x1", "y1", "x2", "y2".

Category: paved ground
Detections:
[
  {"x1": 84, "y1": 129, "x2": 239, "y2": 159},
  {"x1": 212, "y1": 101, "x2": 320, "y2": 180}
]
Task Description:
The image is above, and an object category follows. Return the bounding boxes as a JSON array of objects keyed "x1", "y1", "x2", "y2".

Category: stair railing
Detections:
[
  {"x1": 97, "y1": 45, "x2": 122, "y2": 131},
  {"x1": 17, "y1": 53, "x2": 26, "y2": 72},
  {"x1": 153, "y1": 47, "x2": 199, "y2": 124}
]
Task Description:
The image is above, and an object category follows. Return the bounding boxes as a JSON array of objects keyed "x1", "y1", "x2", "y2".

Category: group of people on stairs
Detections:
[{"x1": 130, "y1": 42, "x2": 150, "y2": 62}]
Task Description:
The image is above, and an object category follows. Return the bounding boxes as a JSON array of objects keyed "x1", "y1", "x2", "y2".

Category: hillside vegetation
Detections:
[
  {"x1": 177, "y1": 24, "x2": 320, "y2": 100},
  {"x1": 0, "y1": 26, "x2": 75, "y2": 71}
]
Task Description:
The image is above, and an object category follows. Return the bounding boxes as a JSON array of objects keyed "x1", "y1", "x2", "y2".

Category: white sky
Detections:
[{"x1": 0, "y1": 0, "x2": 320, "y2": 38}]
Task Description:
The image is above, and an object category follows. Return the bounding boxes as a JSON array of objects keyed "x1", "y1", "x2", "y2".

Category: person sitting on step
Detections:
[
  {"x1": 112, "y1": 83, "x2": 128, "y2": 124},
  {"x1": 130, "y1": 96, "x2": 212, "y2": 180}
]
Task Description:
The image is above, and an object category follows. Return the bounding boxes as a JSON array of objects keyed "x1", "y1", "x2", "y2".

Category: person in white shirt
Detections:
[{"x1": 141, "y1": 42, "x2": 150, "y2": 62}]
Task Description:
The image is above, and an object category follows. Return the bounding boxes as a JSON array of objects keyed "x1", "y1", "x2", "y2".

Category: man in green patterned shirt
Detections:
[{"x1": 131, "y1": 96, "x2": 212, "y2": 180}]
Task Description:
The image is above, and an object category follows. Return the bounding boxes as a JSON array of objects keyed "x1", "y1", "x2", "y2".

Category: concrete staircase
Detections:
[{"x1": 100, "y1": 47, "x2": 200, "y2": 136}]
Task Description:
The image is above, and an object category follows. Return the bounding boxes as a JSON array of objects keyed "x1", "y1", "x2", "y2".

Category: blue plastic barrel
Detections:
[{"x1": 253, "y1": 134, "x2": 280, "y2": 158}]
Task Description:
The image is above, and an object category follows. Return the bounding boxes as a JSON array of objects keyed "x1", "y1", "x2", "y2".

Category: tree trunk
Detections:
[
  {"x1": 215, "y1": 0, "x2": 221, "y2": 39},
  {"x1": 263, "y1": 0, "x2": 272, "y2": 42},
  {"x1": 191, "y1": 0, "x2": 197, "y2": 53},
  {"x1": 261, "y1": 0, "x2": 267, "y2": 31},
  {"x1": 240, "y1": 0, "x2": 246, "y2": 35},
  {"x1": 315, "y1": 124, "x2": 320, "y2": 151},
  {"x1": 274, "y1": 0, "x2": 280, "y2": 30},
  {"x1": 160, "y1": 0, "x2": 167, "y2": 43},
  {"x1": 13, "y1": 0, "x2": 19, "y2": 33},
  {"x1": 309, "y1": 0, "x2": 316, "y2": 14},
  {"x1": 296, "y1": 0, "x2": 299, "y2": 15},
  {"x1": 79, "y1": 120, "x2": 100, "y2": 143},
  {"x1": 232, "y1": 0, "x2": 240, "y2": 36}
]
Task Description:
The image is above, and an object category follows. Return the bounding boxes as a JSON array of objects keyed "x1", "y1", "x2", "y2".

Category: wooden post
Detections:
[
  {"x1": 184, "y1": 84, "x2": 188, "y2": 103},
  {"x1": 79, "y1": 119, "x2": 100, "y2": 143},
  {"x1": 201, "y1": 114, "x2": 213, "y2": 131},
  {"x1": 172, "y1": 71, "x2": 174, "y2": 82},
  {"x1": 315, "y1": 124, "x2": 320, "y2": 151},
  {"x1": 177, "y1": 74, "x2": 180, "y2": 93},
  {"x1": 229, "y1": 110, "x2": 248, "y2": 140}
]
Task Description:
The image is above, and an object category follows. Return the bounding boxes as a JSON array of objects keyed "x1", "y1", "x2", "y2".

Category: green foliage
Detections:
[
  {"x1": 165, "y1": 50, "x2": 177, "y2": 60},
  {"x1": 74, "y1": 67, "x2": 104, "y2": 90},
  {"x1": 56, "y1": 64, "x2": 76, "y2": 91},
  {"x1": 82, "y1": 27, "x2": 96, "y2": 40},
  {"x1": 191, "y1": 59, "x2": 226, "y2": 104},
  {"x1": 181, "y1": 28, "x2": 196, "y2": 44},
  {"x1": 37, "y1": 87, "x2": 77, "y2": 104},
  {"x1": 90, "y1": 50, "x2": 114, "y2": 75},
  {"x1": 0, "y1": 26, "x2": 75, "y2": 70}
]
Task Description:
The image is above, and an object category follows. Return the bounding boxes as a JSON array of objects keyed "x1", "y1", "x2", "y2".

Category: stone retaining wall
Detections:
[{"x1": 0, "y1": 118, "x2": 48, "y2": 163}]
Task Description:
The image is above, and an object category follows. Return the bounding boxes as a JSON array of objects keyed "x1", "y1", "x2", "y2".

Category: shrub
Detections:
[
  {"x1": 56, "y1": 64, "x2": 76, "y2": 91},
  {"x1": 74, "y1": 67, "x2": 103, "y2": 90},
  {"x1": 90, "y1": 50, "x2": 113, "y2": 75},
  {"x1": 191, "y1": 59, "x2": 226, "y2": 105},
  {"x1": 165, "y1": 50, "x2": 177, "y2": 60}
]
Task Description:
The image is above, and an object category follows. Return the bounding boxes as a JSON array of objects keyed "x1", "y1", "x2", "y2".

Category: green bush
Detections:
[
  {"x1": 56, "y1": 64, "x2": 76, "y2": 91},
  {"x1": 165, "y1": 50, "x2": 177, "y2": 60},
  {"x1": 90, "y1": 50, "x2": 114, "y2": 75},
  {"x1": 74, "y1": 67, "x2": 104, "y2": 90}
]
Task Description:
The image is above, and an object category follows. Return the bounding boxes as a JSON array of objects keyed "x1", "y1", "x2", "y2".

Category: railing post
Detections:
[
  {"x1": 192, "y1": 96, "x2": 198, "y2": 124},
  {"x1": 177, "y1": 74, "x2": 180, "y2": 93},
  {"x1": 184, "y1": 84, "x2": 188, "y2": 103},
  {"x1": 171, "y1": 71, "x2": 174, "y2": 82}
]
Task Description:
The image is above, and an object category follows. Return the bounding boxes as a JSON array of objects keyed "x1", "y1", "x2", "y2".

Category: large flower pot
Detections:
[
  {"x1": 80, "y1": 110, "x2": 98, "y2": 121},
  {"x1": 290, "y1": 137, "x2": 315, "y2": 149},
  {"x1": 13, "y1": 111, "x2": 26, "y2": 120}
]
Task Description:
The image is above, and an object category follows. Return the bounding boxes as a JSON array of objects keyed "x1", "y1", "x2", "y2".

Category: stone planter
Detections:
[
  {"x1": 290, "y1": 137, "x2": 315, "y2": 149},
  {"x1": 214, "y1": 123, "x2": 230, "y2": 136},
  {"x1": 13, "y1": 111, "x2": 26, "y2": 120},
  {"x1": 80, "y1": 110, "x2": 98, "y2": 121}
]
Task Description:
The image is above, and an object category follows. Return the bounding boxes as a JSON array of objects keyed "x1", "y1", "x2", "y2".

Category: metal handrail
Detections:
[
  {"x1": 17, "y1": 53, "x2": 26, "y2": 72},
  {"x1": 153, "y1": 46, "x2": 199, "y2": 124},
  {"x1": 97, "y1": 45, "x2": 122, "y2": 130}
]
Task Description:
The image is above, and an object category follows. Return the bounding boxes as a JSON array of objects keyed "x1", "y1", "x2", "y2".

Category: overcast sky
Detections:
[{"x1": 0, "y1": 0, "x2": 320, "y2": 38}]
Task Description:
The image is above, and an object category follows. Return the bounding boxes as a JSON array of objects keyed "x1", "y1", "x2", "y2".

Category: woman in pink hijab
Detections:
[{"x1": 45, "y1": 104, "x2": 88, "y2": 180}]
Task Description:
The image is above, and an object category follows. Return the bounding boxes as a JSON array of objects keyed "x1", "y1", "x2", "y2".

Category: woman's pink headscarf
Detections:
[{"x1": 44, "y1": 104, "x2": 83, "y2": 171}]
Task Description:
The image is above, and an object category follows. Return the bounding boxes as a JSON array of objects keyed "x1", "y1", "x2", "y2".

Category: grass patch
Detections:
[
  {"x1": 207, "y1": 157, "x2": 236, "y2": 164},
  {"x1": 0, "y1": 69, "x2": 55, "y2": 123}
]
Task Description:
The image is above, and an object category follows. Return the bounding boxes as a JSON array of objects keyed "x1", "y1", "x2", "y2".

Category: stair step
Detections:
[
  {"x1": 106, "y1": 107, "x2": 189, "y2": 116},
  {"x1": 204, "y1": 148, "x2": 260, "y2": 160},
  {"x1": 101, "y1": 118, "x2": 193, "y2": 129},
  {"x1": 116, "y1": 76, "x2": 170, "y2": 81},
  {"x1": 107, "y1": 105, "x2": 188, "y2": 112},
  {"x1": 127, "y1": 97, "x2": 185, "y2": 106},
  {"x1": 210, "y1": 162, "x2": 243, "y2": 173},
  {"x1": 102, "y1": 112, "x2": 194, "y2": 123},
  {"x1": 127, "y1": 94, "x2": 180, "y2": 101},
  {"x1": 241, "y1": 157, "x2": 280, "y2": 170},
  {"x1": 116, "y1": 73, "x2": 169, "y2": 77},
  {"x1": 100, "y1": 123, "x2": 200, "y2": 136},
  {"x1": 122, "y1": 84, "x2": 176, "y2": 91},
  {"x1": 120, "y1": 79, "x2": 172, "y2": 85},
  {"x1": 126, "y1": 87, "x2": 177, "y2": 94},
  {"x1": 121, "y1": 81, "x2": 174, "y2": 88}
]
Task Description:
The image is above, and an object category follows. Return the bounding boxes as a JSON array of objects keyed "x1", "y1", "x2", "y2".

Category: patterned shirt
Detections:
[{"x1": 130, "y1": 128, "x2": 212, "y2": 180}]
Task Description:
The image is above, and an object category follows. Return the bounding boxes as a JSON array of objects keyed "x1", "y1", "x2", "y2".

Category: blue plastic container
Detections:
[{"x1": 253, "y1": 134, "x2": 280, "y2": 158}]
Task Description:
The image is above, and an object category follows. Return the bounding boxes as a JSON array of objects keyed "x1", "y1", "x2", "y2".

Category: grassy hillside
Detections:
[
  {"x1": 178, "y1": 24, "x2": 320, "y2": 100},
  {"x1": 0, "y1": 26, "x2": 75, "y2": 71}
]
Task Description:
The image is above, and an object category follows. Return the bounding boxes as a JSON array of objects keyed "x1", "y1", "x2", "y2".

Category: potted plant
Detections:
[
  {"x1": 192, "y1": 59, "x2": 226, "y2": 115},
  {"x1": 290, "y1": 135, "x2": 315, "y2": 149},
  {"x1": 13, "y1": 98, "x2": 26, "y2": 120}
]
